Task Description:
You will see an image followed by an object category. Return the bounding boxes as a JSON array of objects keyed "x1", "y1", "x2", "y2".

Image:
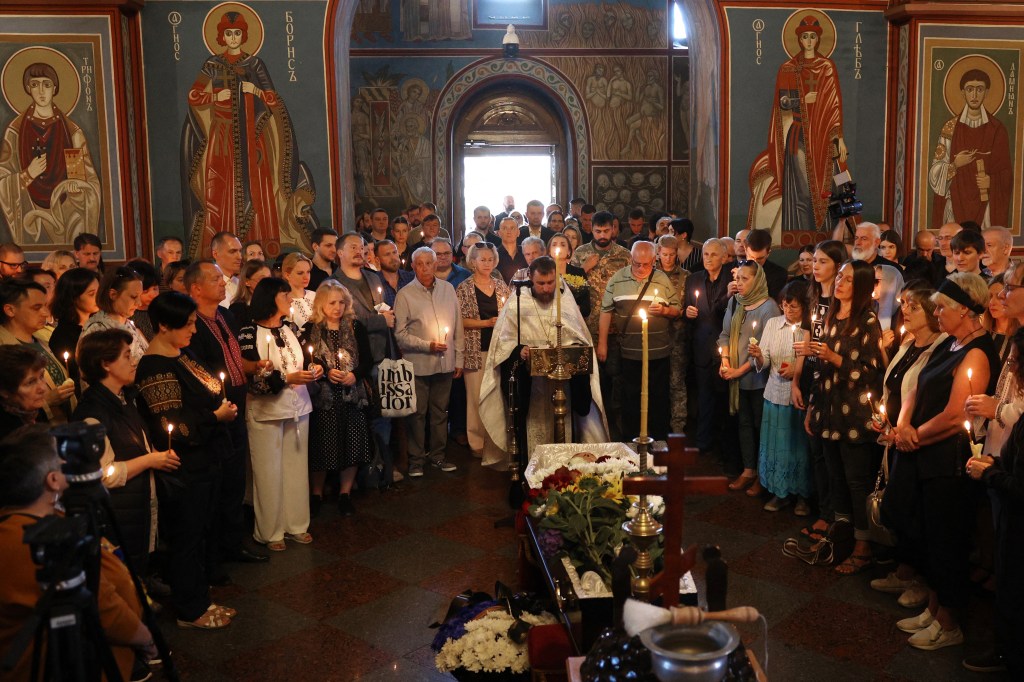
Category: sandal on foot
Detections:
[
  {"x1": 285, "y1": 532, "x2": 313, "y2": 544},
  {"x1": 177, "y1": 610, "x2": 231, "y2": 630},
  {"x1": 208, "y1": 604, "x2": 237, "y2": 619},
  {"x1": 266, "y1": 540, "x2": 286, "y2": 552},
  {"x1": 835, "y1": 554, "x2": 872, "y2": 575},
  {"x1": 800, "y1": 521, "x2": 829, "y2": 542}
]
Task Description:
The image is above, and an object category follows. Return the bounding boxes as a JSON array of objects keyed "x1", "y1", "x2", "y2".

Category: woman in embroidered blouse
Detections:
[
  {"x1": 871, "y1": 283, "x2": 945, "y2": 609},
  {"x1": 135, "y1": 292, "x2": 239, "y2": 630},
  {"x1": 717, "y1": 260, "x2": 780, "y2": 496},
  {"x1": 80, "y1": 266, "x2": 149, "y2": 363},
  {"x1": 74, "y1": 329, "x2": 180, "y2": 576},
  {"x1": 806, "y1": 260, "x2": 884, "y2": 575},
  {"x1": 238, "y1": 277, "x2": 321, "y2": 552},
  {"x1": 457, "y1": 242, "x2": 511, "y2": 459},
  {"x1": 301, "y1": 280, "x2": 373, "y2": 517},
  {"x1": 892, "y1": 273, "x2": 998, "y2": 650},
  {"x1": 747, "y1": 279, "x2": 812, "y2": 514},
  {"x1": 281, "y1": 252, "x2": 316, "y2": 330}
]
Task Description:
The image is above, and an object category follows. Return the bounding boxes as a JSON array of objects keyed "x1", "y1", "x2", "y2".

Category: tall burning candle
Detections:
[
  {"x1": 639, "y1": 308, "x2": 649, "y2": 439},
  {"x1": 218, "y1": 372, "x2": 227, "y2": 401},
  {"x1": 554, "y1": 247, "x2": 562, "y2": 324},
  {"x1": 167, "y1": 423, "x2": 174, "y2": 451},
  {"x1": 694, "y1": 289, "x2": 700, "y2": 310},
  {"x1": 266, "y1": 334, "x2": 273, "y2": 363},
  {"x1": 443, "y1": 326, "x2": 450, "y2": 344},
  {"x1": 967, "y1": 367, "x2": 974, "y2": 395},
  {"x1": 749, "y1": 319, "x2": 759, "y2": 346},
  {"x1": 61, "y1": 351, "x2": 70, "y2": 375},
  {"x1": 965, "y1": 420, "x2": 976, "y2": 445},
  {"x1": 653, "y1": 288, "x2": 660, "y2": 305}
]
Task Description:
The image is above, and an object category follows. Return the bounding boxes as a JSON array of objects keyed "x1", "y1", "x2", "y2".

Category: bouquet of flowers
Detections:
[
  {"x1": 432, "y1": 592, "x2": 557, "y2": 680},
  {"x1": 525, "y1": 460, "x2": 664, "y2": 588}
]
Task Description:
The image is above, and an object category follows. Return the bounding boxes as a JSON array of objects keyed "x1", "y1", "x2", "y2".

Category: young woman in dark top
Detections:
[
  {"x1": 301, "y1": 281, "x2": 374, "y2": 516},
  {"x1": 135, "y1": 292, "x2": 239, "y2": 630},
  {"x1": 893, "y1": 273, "x2": 999, "y2": 651},
  {"x1": 48, "y1": 267, "x2": 101, "y2": 392},
  {"x1": 806, "y1": 259, "x2": 884, "y2": 575},
  {"x1": 792, "y1": 239, "x2": 846, "y2": 543}
]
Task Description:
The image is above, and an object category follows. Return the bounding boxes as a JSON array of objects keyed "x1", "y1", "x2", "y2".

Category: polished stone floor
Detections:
[{"x1": 153, "y1": 441, "x2": 1010, "y2": 681}]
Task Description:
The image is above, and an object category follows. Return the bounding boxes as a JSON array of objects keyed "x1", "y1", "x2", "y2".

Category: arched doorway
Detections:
[{"x1": 449, "y1": 82, "x2": 569, "y2": 238}]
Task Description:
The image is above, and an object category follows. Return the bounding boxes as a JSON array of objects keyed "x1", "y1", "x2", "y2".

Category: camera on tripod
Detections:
[
  {"x1": 23, "y1": 515, "x2": 93, "y2": 592},
  {"x1": 827, "y1": 167, "x2": 863, "y2": 222},
  {"x1": 52, "y1": 422, "x2": 106, "y2": 484}
]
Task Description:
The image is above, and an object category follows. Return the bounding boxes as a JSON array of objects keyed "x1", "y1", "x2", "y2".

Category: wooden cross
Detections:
[
  {"x1": 621, "y1": 433, "x2": 729, "y2": 607},
  {"x1": 803, "y1": 72, "x2": 820, "y2": 92}
]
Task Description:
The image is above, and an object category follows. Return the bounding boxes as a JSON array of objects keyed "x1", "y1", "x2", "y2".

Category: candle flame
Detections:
[
  {"x1": 867, "y1": 392, "x2": 872, "y2": 402},
  {"x1": 62, "y1": 351, "x2": 69, "y2": 362},
  {"x1": 106, "y1": 464, "x2": 115, "y2": 478},
  {"x1": 219, "y1": 372, "x2": 225, "y2": 381},
  {"x1": 167, "y1": 423, "x2": 174, "y2": 434},
  {"x1": 752, "y1": 320, "x2": 757, "y2": 330},
  {"x1": 964, "y1": 420, "x2": 972, "y2": 432},
  {"x1": 444, "y1": 326, "x2": 450, "y2": 334},
  {"x1": 639, "y1": 308, "x2": 647, "y2": 321},
  {"x1": 718, "y1": 345, "x2": 723, "y2": 356},
  {"x1": 554, "y1": 247, "x2": 560, "y2": 258},
  {"x1": 695, "y1": 290, "x2": 700, "y2": 299},
  {"x1": 879, "y1": 404, "x2": 886, "y2": 415},
  {"x1": 900, "y1": 325, "x2": 906, "y2": 335},
  {"x1": 811, "y1": 313, "x2": 817, "y2": 322},
  {"x1": 308, "y1": 345, "x2": 314, "y2": 356},
  {"x1": 967, "y1": 368, "x2": 973, "y2": 380}
]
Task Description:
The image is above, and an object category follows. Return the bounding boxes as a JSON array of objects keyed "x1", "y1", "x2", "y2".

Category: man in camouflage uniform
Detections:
[{"x1": 570, "y1": 210, "x2": 631, "y2": 439}]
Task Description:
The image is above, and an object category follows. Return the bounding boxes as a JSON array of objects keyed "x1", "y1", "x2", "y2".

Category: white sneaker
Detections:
[
  {"x1": 870, "y1": 572, "x2": 915, "y2": 594},
  {"x1": 897, "y1": 609, "x2": 934, "y2": 634},
  {"x1": 907, "y1": 620, "x2": 963, "y2": 650},
  {"x1": 898, "y1": 583, "x2": 929, "y2": 609}
]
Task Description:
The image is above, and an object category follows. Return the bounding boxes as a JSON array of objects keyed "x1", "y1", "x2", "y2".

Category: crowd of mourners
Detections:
[{"x1": 0, "y1": 201, "x2": 1021, "y2": 679}]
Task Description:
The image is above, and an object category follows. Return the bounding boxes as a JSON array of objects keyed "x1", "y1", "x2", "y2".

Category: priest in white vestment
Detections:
[{"x1": 479, "y1": 257, "x2": 608, "y2": 467}]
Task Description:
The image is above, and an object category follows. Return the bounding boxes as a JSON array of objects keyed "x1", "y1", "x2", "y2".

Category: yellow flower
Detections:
[
  {"x1": 545, "y1": 500, "x2": 560, "y2": 516},
  {"x1": 602, "y1": 477, "x2": 624, "y2": 502}
]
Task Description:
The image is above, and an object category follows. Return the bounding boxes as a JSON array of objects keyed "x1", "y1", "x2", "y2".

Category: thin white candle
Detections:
[
  {"x1": 218, "y1": 372, "x2": 227, "y2": 401},
  {"x1": 639, "y1": 308, "x2": 649, "y2": 439}
]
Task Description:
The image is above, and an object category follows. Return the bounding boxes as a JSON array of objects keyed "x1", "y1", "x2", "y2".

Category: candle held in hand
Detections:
[
  {"x1": 61, "y1": 351, "x2": 70, "y2": 374},
  {"x1": 967, "y1": 367, "x2": 974, "y2": 395},
  {"x1": 167, "y1": 423, "x2": 174, "y2": 451},
  {"x1": 749, "y1": 319, "x2": 759, "y2": 347},
  {"x1": 218, "y1": 372, "x2": 227, "y2": 401}
]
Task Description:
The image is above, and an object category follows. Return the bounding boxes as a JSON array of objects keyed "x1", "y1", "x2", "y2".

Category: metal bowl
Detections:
[{"x1": 639, "y1": 621, "x2": 740, "y2": 682}]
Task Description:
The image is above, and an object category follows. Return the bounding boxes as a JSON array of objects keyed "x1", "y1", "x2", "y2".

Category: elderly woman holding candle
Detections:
[
  {"x1": 805, "y1": 260, "x2": 884, "y2": 575},
  {"x1": 717, "y1": 260, "x2": 780, "y2": 495},
  {"x1": 891, "y1": 272, "x2": 999, "y2": 650},
  {"x1": 871, "y1": 282, "x2": 944, "y2": 608},
  {"x1": 747, "y1": 280, "x2": 812, "y2": 514},
  {"x1": 238, "y1": 277, "x2": 321, "y2": 550},
  {"x1": 135, "y1": 292, "x2": 239, "y2": 629},
  {"x1": 457, "y1": 242, "x2": 511, "y2": 459},
  {"x1": 301, "y1": 280, "x2": 373, "y2": 517}
]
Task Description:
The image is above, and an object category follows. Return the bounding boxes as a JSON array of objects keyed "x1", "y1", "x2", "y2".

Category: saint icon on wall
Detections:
[
  {"x1": 748, "y1": 11, "x2": 848, "y2": 244},
  {"x1": 0, "y1": 47, "x2": 101, "y2": 245},
  {"x1": 181, "y1": 2, "x2": 318, "y2": 259},
  {"x1": 929, "y1": 55, "x2": 1012, "y2": 228}
]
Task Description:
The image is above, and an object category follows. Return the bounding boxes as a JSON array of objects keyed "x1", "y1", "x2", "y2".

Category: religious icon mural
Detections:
[
  {"x1": 917, "y1": 41, "x2": 1021, "y2": 233},
  {"x1": 181, "y1": 2, "x2": 319, "y2": 260},
  {"x1": 592, "y1": 166, "x2": 667, "y2": 216},
  {"x1": 0, "y1": 46, "x2": 103, "y2": 248},
  {"x1": 400, "y1": 0, "x2": 471, "y2": 42},
  {"x1": 748, "y1": 10, "x2": 849, "y2": 242}
]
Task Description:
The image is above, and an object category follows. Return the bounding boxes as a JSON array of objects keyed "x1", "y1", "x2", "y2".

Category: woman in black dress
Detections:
[
  {"x1": 74, "y1": 328, "x2": 180, "y2": 574},
  {"x1": 48, "y1": 267, "x2": 101, "y2": 392},
  {"x1": 301, "y1": 280, "x2": 373, "y2": 517},
  {"x1": 135, "y1": 293, "x2": 239, "y2": 630},
  {"x1": 893, "y1": 273, "x2": 999, "y2": 651}
]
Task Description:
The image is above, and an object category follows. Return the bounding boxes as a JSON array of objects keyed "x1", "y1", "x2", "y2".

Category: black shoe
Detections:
[
  {"x1": 146, "y1": 576, "x2": 171, "y2": 598},
  {"x1": 227, "y1": 547, "x2": 269, "y2": 564},
  {"x1": 963, "y1": 651, "x2": 1007, "y2": 673},
  {"x1": 130, "y1": 657, "x2": 153, "y2": 682},
  {"x1": 338, "y1": 494, "x2": 356, "y2": 517},
  {"x1": 208, "y1": 570, "x2": 232, "y2": 587},
  {"x1": 310, "y1": 494, "x2": 322, "y2": 518}
]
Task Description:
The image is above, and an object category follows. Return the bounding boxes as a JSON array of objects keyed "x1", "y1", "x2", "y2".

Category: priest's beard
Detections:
[{"x1": 533, "y1": 290, "x2": 555, "y2": 304}]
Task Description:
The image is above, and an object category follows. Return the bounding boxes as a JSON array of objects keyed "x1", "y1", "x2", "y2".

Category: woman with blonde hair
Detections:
[
  {"x1": 456, "y1": 242, "x2": 511, "y2": 460},
  {"x1": 301, "y1": 280, "x2": 373, "y2": 516},
  {"x1": 41, "y1": 250, "x2": 76, "y2": 280},
  {"x1": 281, "y1": 252, "x2": 316, "y2": 329}
]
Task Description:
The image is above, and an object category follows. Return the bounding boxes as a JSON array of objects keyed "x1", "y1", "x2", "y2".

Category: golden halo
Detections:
[
  {"x1": 1, "y1": 47, "x2": 80, "y2": 116},
  {"x1": 203, "y1": 2, "x2": 265, "y2": 56},
  {"x1": 782, "y1": 10, "x2": 836, "y2": 60},
  {"x1": 400, "y1": 77, "x2": 428, "y2": 103},
  {"x1": 943, "y1": 54, "x2": 1005, "y2": 117}
]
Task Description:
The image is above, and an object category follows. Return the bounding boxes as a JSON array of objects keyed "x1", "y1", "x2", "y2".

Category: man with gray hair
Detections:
[
  {"x1": 512, "y1": 236, "x2": 546, "y2": 281},
  {"x1": 982, "y1": 226, "x2": 1013, "y2": 277},
  {"x1": 394, "y1": 247, "x2": 464, "y2": 477},
  {"x1": 597, "y1": 240, "x2": 680, "y2": 440},
  {"x1": 852, "y1": 221, "x2": 899, "y2": 268}
]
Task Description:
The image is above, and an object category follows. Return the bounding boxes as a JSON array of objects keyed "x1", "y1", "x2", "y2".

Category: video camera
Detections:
[
  {"x1": 51, "y1": 422, "x2": 106, "y2": 484},
  {"x1": 22, "y1": 515, "x2": 93, "y2": 592},
  {"x1": 827, "y1": 167, "x2": 863, "y2": 222}
]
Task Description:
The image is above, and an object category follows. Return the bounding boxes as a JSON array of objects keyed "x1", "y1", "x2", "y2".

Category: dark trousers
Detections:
[
  {"x1": 921, "y1": 474, "x2": 977, "y2": 610},
  {"x1": 807, "y1": 432, "x2": 833, "y2": 521},
  {"x1": 993, "y1": 490, "x2": 1024, "y2": 673},
  {"x1": 407, "y1": 372, "x2": 454, "y2": 466},
  {"x1": 219, "y1": 415, "x2": 249, "y2": 558},
  {"x1": 737, "y1": 388, "x2": 765, "y2": 471},
  {"x1": 881, "y1": 449, "x2": 923, "y2": 566},
  {"x1": 448, "y1": 376, "x2": 467, "y2": 437},
  {"x1": 822, "y1": 439, "x2": 881, "y2": 541},
  {"x1": 599, "y1": 338, "x2": 622, "y2": 441},
  {"x1": 157, "y1": 468, "x2": 216, "y2": 621},
  {"x1": 620, "y1": 356, "x2": 671, "y2": 441},
  {"x1": 691, "y1": 362, "x2": 724, "y2": 452}
]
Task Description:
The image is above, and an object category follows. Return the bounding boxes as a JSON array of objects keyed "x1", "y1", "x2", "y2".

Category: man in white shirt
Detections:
[
  {"x1": 394, "y1": 247, "x2": 464, "y2": 477},
  {"x1": 211, "y1": 232, "x2": 243, "y2": 307}
]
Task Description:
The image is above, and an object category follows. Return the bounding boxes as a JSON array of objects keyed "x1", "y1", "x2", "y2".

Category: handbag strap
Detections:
[
  {"x1": 618, "y1": 272, "x2": 655, "y2": 341},
  {"x1": 873, "y1": 445, "x2": 890, "y2": 492}
]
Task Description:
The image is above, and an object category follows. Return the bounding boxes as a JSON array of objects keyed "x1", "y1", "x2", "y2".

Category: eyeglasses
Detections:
[
  {"x1": 1001, "y1": 282, "x2": 1024, "y2": 294},
  {"x1": 0, "y1": 260, "x2": 27, "y2": 270}
]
